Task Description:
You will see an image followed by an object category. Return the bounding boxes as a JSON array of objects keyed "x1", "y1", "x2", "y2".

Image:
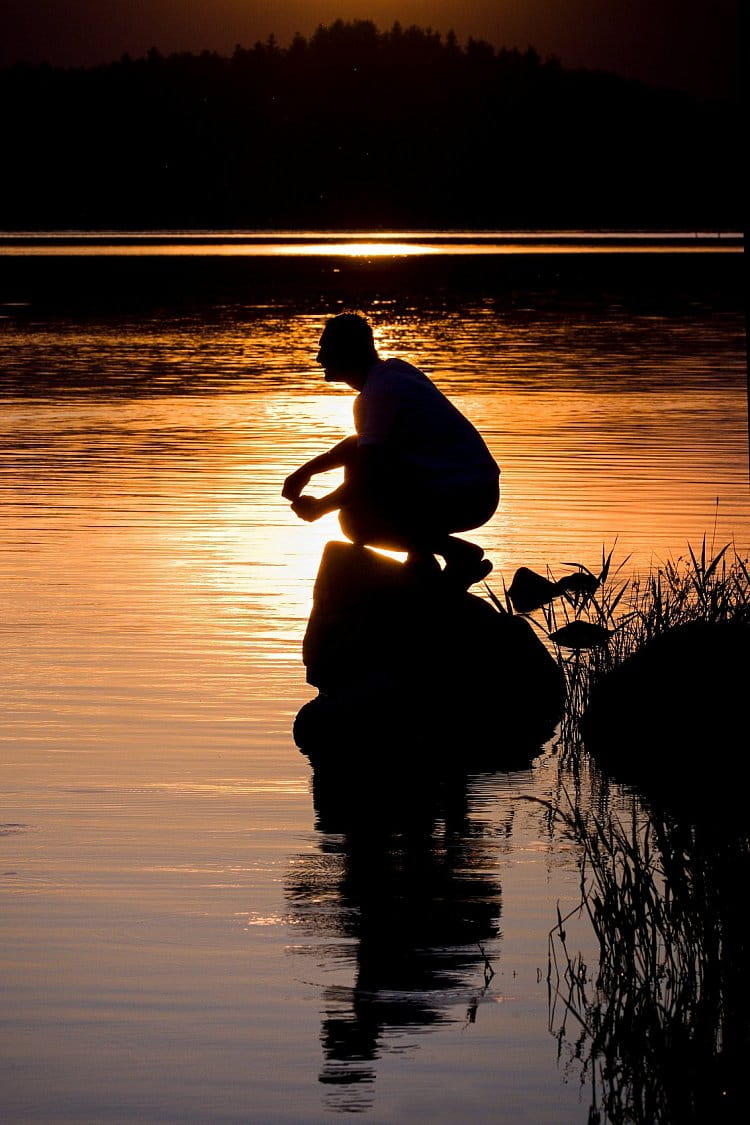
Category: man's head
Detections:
[{"x1": 317, "y1": 313, "x2": 378, "y2": 387}]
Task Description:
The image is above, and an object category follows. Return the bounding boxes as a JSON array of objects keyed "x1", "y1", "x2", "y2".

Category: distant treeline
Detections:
[{"x1": 1, "y1": 20, "x2": 742, "y2": 230}]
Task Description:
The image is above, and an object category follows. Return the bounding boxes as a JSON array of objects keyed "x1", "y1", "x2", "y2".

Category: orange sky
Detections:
[{"x1": 0, "y1": 0, "x2": 740, "y2": 99}]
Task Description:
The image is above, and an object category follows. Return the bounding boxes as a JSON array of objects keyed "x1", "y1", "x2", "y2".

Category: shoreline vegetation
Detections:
[
  {"x1": 1, "y1": 20, "x2": 741, "y2": 233},
  {"x1": 500, "y1": 538, "x2": 750, "y2": 1122},
  {"x1": 509, "y1": 536, "x2": 750, "y2": 745}
]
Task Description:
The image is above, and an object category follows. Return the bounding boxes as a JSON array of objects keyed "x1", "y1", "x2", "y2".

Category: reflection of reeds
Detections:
[
  {"x1": 495, "y1": 537, "x2": 750, "y2": 1123},
  {"x1": 545, "y1": 792, "x2": 749, "y2": 1123}
]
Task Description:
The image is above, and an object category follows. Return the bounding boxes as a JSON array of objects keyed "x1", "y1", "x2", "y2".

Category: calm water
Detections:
[{"x1": 1, "y1": 238, "x2": 748, "y2": 1122}]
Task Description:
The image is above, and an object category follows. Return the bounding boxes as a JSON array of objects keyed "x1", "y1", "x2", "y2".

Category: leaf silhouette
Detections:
[
  {"x1": 555, "y1": 572, "x2": 600, "y2": 598},
  {"x1": 549, "y1": 621, "x2": 612, "y2": 649},
  {"x1": 508, "y1": 567, "x2": 558, "y2": 613}
]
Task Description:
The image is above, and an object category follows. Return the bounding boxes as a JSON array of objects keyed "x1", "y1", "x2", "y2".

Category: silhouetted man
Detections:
[{"x1": 282, "y1": 313, "x2": 500, "y2": 589}]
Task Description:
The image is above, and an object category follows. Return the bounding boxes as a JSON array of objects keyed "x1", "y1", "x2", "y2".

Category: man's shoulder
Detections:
[
  {"x1": 382, "y1": 357, "x2": 425, "y2": 378},
  {"x1": 365, "y1": 357, "x2": 430, "y2": 391}
]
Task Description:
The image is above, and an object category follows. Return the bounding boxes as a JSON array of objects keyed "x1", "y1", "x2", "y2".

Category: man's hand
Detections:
[
  {"x1": 291, "y1": 495, "x2": 327, "y2": 522},
  {"x1": 282, "y1": 467, "x2": 312, "y2": 502}
]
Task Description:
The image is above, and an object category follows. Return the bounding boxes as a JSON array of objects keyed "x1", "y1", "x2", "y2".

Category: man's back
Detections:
[{"x1": 354, "y1": 358, "x2": 499, "y2": 487}]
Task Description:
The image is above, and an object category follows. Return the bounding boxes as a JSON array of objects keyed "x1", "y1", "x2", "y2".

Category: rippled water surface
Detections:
[{"x1": 1, "y1": 244, "x2": 747, "y2": 1122}]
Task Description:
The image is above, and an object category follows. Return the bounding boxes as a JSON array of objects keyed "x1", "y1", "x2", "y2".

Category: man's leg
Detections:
[
  {"x1": 339, "y1": 468, "x2": 499, "y2": 590},
  {"x1": 419, "y1": 478, "x2": 498, "y2": 588},
  {"x1": 340, "y1": 502, "x2": 490, "y2": 590},
  {"x1": 337, "y1": 459, "x2": 428, "y2": 553}
]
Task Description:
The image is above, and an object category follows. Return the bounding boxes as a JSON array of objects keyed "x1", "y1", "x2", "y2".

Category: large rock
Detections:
[
  {"x1": 580, "y1": 619, "x2": 750, "y2": 817},
  {"x1": 294, "y1": 541, "x2": 565, "y2": 767}
]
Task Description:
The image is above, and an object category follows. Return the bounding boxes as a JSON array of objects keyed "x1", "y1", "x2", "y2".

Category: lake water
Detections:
[{"x1": 1, "y1": 235, "x2": 748, "y2": 1123}]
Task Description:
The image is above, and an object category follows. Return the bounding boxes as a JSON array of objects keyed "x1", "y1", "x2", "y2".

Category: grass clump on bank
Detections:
[{"x1": 489, "y1": 535, "x2": 750, "y2": 753}]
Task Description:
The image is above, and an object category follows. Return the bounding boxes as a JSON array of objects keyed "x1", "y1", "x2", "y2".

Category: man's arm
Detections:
[
  {"x1": 282, "y1": 435, "x2": 358, "y2": 501},
  {"x1": 289, "y1": 444, "x2": 384, "y2": 522}
]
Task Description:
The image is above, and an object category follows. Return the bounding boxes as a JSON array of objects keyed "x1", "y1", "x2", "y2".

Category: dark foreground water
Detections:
[{"x1": 0, "y1": 236, "x2": 748, "y2": 1122}]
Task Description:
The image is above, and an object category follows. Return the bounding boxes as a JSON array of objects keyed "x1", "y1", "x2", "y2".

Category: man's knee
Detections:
[
  {"x1": 447, "y1": 480, "x2": 500, "y2": 533},
  {"x1": 339, "y1": 503, "x2": 388, "y2": 546},
  {"x1": 338, "y1": 505, "x2": 365, "y2": 545}
]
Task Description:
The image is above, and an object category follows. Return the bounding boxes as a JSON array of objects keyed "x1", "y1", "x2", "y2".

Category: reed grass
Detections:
[
  {"x1": 492, "y1": 535, "x2": 750, "y2": 1123},
  {"x1": 491, "y1": 535, "x2": 750, "y2": 755}
]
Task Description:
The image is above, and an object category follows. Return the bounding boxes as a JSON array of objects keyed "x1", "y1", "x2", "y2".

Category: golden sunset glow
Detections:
[
  {"x1": 1, "y1": 235, "x2": 743, "y2": 258},
  {"x1": 274, "y1": 240, "x2": 441, "y2": 258}
]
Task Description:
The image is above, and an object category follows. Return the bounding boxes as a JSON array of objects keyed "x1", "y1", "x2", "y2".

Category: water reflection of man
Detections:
[
  {"x1": 282, "y1": 313, "x2": 500, "y2": 590},
  {"x1": 285, "y1": 763, "x2": 507, "y2": 1110}
]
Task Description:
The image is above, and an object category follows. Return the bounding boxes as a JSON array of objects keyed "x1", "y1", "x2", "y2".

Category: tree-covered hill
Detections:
[{"x1": 1, "y1": 20, "x2": 741, "y2": 230}]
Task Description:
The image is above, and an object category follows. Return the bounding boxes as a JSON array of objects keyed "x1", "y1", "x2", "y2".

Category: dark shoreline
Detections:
[
  {"x1": 0, "y1": 230, "x2": 743, "y2": 247},
  {"x1": 1, "y1": 243, "x2": 744, "y2": 318}
]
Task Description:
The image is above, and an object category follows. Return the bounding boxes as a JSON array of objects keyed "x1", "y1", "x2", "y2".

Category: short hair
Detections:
[{"x1": 318, "y1": 313, "x2": 378, "y2": 367}]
